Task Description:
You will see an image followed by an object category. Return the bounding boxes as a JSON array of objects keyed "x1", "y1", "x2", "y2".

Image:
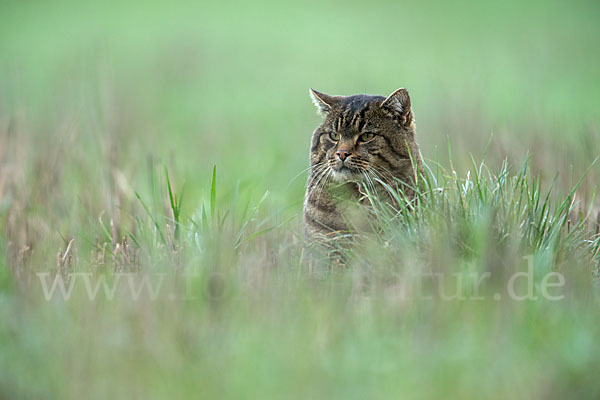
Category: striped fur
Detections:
[{"x1": 303, "y1": 88, "x2": 423, "y2": 242}]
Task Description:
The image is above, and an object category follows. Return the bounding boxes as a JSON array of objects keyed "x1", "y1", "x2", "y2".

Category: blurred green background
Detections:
[
  {"x1": 2, "y1": 0, "x2": 599, "y2": 210},
  {"x1": 1, "y1": 0, "x2": 600, "y2": 398}
]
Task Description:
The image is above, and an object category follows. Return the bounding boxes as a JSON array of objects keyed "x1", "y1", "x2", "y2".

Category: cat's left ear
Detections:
[
  {"x1": 381, "y1": 88, "x2": 413, "y2": 126},
  {"x1": 309, "y1": 89, "x2": 339, "y2": 115}
]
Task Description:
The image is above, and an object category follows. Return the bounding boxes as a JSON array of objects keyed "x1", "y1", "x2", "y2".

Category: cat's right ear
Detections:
[
  {"x1": 309, "y1": 89, "x2": 338, "y2": 115},
  {"x1": 381, "y1": 88, "x2": 413, "y2": 127}
]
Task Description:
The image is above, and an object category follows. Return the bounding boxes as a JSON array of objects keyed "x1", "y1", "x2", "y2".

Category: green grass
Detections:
[
  {"x1": 2, "y1": 157, "x2": 600, "y2": 399},
  {"x1": 1, "y1": 0, "x2": 600, "y2": 398}
]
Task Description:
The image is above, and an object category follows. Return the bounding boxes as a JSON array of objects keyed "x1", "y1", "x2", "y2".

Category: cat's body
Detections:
[{"x1": 303, "y1": 88, "x2": 423, "y2": 242}]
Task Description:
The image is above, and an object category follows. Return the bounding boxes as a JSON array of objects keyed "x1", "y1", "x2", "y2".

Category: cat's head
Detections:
[{"x1": 308, "y1": 88, "x2": 417, "y2": 183}]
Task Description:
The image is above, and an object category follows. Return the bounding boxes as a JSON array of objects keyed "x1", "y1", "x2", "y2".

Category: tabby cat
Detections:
[{"x1": 303, "y1": 88, "x2": 423, "y2": 242}]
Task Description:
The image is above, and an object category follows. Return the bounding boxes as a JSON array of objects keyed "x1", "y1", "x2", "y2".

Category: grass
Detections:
[
  {"x1": 1, "y1": 0, "x2": 600, "y2": 398},
  {"x1": 2, "y1": 156, "x2": 600, "y2": 399}
]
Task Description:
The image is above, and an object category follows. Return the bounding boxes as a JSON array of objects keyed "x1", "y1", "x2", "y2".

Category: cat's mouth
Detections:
[{"x1": 331, "y1": 164, "x2": 362, "y2": 182}]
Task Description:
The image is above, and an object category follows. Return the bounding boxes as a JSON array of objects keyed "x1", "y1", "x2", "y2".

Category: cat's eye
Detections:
[
  {"x1": 359, "y1": 132, "x2": 375, "y2": 143},
  {"x1": 329, "y1": 131, "x2": 341, "y2": 141}
]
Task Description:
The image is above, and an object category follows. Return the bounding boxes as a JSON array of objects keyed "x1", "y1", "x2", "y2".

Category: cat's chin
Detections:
[{"x1": 331, "y1": 167, "x2": 362, "y2": 183}]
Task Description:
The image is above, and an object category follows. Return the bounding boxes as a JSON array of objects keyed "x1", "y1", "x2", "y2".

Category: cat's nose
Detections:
[{"x1": 336, "y1": 149, "x2": 352, "y2": 161}]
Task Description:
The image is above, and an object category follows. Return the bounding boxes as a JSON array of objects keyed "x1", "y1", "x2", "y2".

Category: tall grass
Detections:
[{"x1": 3, "y1": 156, "x2": 600, "y2": 398}]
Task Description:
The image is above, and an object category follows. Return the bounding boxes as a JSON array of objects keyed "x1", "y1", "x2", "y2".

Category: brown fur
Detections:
[{"x1": 303, "y1": 88, "x2": 423, "y2": 243}]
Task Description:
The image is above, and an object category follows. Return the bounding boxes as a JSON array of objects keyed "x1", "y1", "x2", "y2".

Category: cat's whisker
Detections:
[
  {"x1": 358, "y1": 169, "x2": 377, "y2": 200},
  {"x1": 369, "y1": 165, "x2": 400, "y2": 191},
  {"x1": 368, "y1": 167, "x2": 394, "y2": 189},
  {"x1": 360, "y1": 170, "x2": 374, "y2": 193},
  {"x1": 305, "y1": 162, "x2": 326, "y2": 178},
  {"x1": 365, "y1": 173, "x2": 379, "y2": 198},
  {"x1": 309, "y1": 173, "x2": 327, "y2": 194},
  {"x1": 360, "y1": 174, "x2": 373, "y2": 202},
  {"x1": 307, "y1": 163, "x2": 329, "y2": 189},
  {"x1": 367, "y1": 166, "x2": 389, "y2": 184},
  {"x1": 310, "y1": 164, "x2": 331, "y2": 194},
  {"x1": 290, "y1": 162, "x2": 325, "y2": 188},
  {"x1": 367, "y1": 166, "x2": 399, "y2": 202},
  {"x1": 370, "y1": 164, "x2": 397, "y2": 183},
  {"x1": 323, "y1": 169, "x2": 333, "y2": 190},
  {"x1": 314, "y1": 168, "x2": 333, "y2": 206},
  {"x1": 308, "y1": 164, "x2": 326, "y2": 183}
]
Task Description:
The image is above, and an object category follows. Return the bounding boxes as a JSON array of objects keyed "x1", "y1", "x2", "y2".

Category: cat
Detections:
[{"x1": 303, "y1": 87, "x2": 423, "y2": 245}]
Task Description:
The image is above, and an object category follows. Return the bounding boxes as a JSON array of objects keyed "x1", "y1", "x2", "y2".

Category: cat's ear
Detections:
[
  {"x1": 309, "y1": 89, "x2": 338, "y2": 115},
  {"x1": 381, "y1": 88, "x2": 413, "y2": 126}
]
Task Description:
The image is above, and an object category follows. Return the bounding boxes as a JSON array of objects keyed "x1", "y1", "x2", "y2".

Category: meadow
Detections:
[{"x1": 1, "y1": 0, "x2": 600, "y2": 398}]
